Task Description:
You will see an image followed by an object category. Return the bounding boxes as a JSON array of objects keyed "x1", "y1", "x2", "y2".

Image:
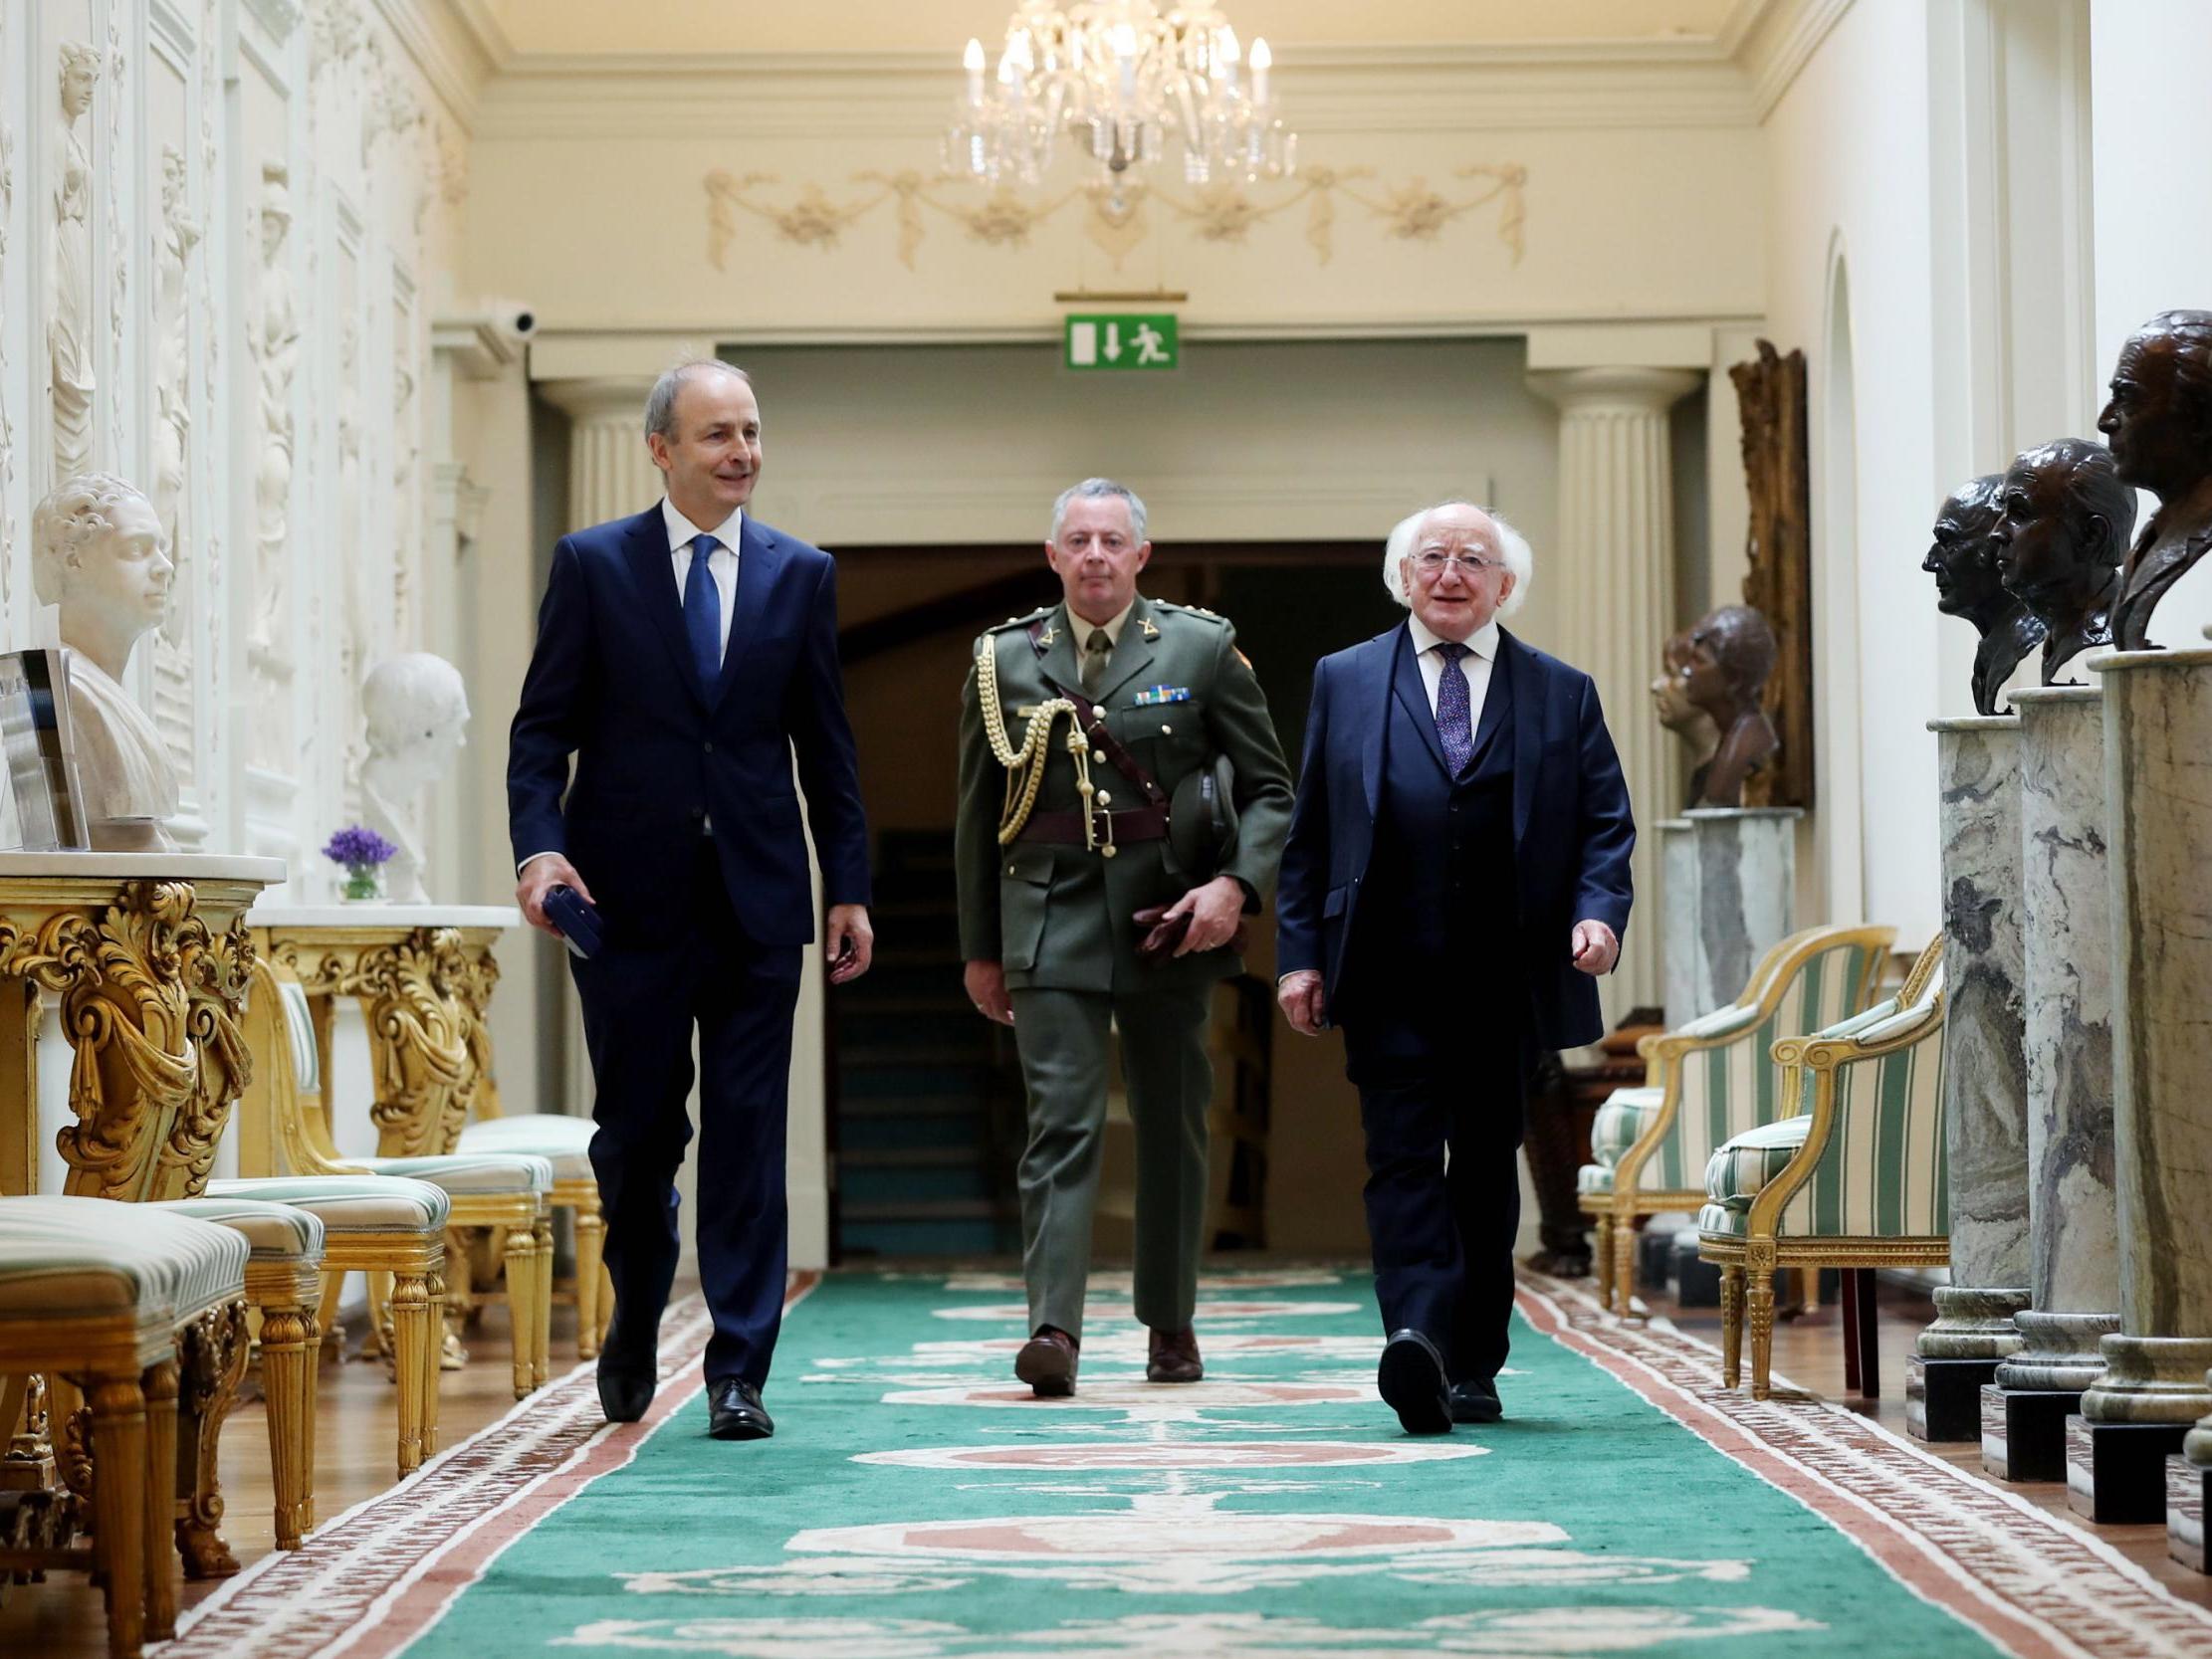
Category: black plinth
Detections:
[
  {"x1": 2168, "y1": 1456, "x2": 2209, "y2": 1573},
  {"x1": 1671, "y1": 1240, "x2": 1721, "y2": 1308},
  {"x1": 1905, "y1": 1354, "x2": 1998, "y2": 1442},
  {"x1": 1979, "y1": 1384, "x2": 2079, "y2": 1483},
  {"x1": 2065, "y1": 1415, "x2": 2190, "y2": 1524}
]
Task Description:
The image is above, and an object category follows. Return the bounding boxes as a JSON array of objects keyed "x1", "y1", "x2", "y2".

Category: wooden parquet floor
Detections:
[{"x1": 4, "y1": 1271, "x2": 2208, "y2": 1656}]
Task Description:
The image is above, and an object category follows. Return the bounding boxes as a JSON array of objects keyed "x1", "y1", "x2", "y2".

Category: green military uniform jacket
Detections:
[{"x1": 957, "y1": 593, "x2": 1294, "y2": 994}]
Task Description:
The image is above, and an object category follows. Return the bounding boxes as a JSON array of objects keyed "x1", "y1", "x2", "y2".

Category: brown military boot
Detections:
[
  {"x1": 1146, "y1": 1326, "x2": 1204, "y2": 1383},
  {"x1": 1014, "y1": 1327, "x2": 1078, "y2": 1397}
]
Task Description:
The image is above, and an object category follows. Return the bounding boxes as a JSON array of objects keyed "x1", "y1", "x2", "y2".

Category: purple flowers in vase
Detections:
[{"x1": 323, "y1": 824, "x2": 398, "y2": 902}]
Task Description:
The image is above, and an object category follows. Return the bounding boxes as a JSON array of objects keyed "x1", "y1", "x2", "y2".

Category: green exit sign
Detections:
[{"x1": 1065, "y1": 313, "x2": 1180, "y2": 371}]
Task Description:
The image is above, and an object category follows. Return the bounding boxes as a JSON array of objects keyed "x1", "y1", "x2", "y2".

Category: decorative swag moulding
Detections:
[{"x1": 704, "y1": 163, "x2": 1527, "y2": 272}]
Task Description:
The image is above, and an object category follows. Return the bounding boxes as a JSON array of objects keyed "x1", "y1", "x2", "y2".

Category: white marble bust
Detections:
[
  {"x1": 360, "y1": 654, "x2": 469, "y2": 904},
  {"x1": 30, "y1": 474, "x2": 180, "y2": 851}
]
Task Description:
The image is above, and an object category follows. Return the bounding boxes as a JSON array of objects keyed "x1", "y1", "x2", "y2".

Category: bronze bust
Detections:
[
  {"x1": 1683, "y1": 604, "x2": 1780, "y2": 808},
  {"x1": 1652, "y1": 629, "x2": 1720, "y2": 807},
  {"x1": 2101, "y1": 310, "x2": 2212, "y2": 649},
  {"x1": 1990, "y1": 438, "x2": 2133, "y2": 684},
  {"x1": 1923, "y1": 473, "x2": 2045, "y2": 715}
]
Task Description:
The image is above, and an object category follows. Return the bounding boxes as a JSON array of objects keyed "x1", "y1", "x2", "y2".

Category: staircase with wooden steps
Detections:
[{"x1": 833, "y1": 832, "x2": 1024, "y2": 1258}]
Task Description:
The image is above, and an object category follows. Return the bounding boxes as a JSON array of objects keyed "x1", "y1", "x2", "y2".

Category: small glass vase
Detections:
[{"x1": 339, "y1": 863, "x2": 386, "y2": 903}]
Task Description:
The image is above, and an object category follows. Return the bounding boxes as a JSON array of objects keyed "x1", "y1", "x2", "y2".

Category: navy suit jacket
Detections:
[
  {"x1": 1275, "y1": 622, "x2": 1635, "y2": 1051},
  {"x1": 506, "y1": 506, "x2": 870, "y2": 947}
]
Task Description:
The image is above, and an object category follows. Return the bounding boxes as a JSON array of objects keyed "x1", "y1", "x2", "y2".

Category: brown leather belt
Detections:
[{"x1": 1018, "y1": 806, "x2": 1170, "y2": 846}]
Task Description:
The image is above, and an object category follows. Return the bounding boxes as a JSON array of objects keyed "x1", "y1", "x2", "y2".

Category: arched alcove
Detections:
[{"x1": 1816, "y1": 242, "x2": 1865, "y2": 924}]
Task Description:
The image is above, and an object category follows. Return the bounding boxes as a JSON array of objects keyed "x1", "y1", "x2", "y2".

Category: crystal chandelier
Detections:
[{"x1": 945, "y1": 3, "x2": 1296, "y2": 205}]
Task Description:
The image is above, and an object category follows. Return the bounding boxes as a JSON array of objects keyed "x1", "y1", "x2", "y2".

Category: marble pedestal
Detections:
[
  {"x1": 2172, "y1": 1454, "x2": 2210, "y2": 1571},
  {"x1": 1982, "y1": 688, "x2": 2123, "y2": 1479},
  {"x1": 1912, "y1": 720, "x2": 2031, "y2": 1442},
  {"x1": 1659, "y1": 819, "x2": 1697, "y2": 1023},
  {"x1": 1661, "y1": 808, "x2": 1799, "y2": 1021},
  {"x1": 2074, "y1": 646, "x2": 2212, "y2": 1526}
]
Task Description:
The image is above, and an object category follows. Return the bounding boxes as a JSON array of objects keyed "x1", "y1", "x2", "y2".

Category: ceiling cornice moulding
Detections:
[
  {"x1": 1739, "y1": 0, "x2": 1855, "y2": 119},
  {"x1": 374, "y1": 0, "x2": 494, "y2": 128},
  {"x1": 474, "y1": 58, "x2": 1758, "y2": 140}
]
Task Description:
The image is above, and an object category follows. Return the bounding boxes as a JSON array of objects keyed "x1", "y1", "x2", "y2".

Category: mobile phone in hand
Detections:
[{"x1": 544, "y1": 884, "x2": 603, "y2": 959}]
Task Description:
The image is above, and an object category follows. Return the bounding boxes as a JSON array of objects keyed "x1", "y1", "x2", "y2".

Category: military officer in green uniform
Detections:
[{"x1": 957, "y1": 478, "x2": 1293, "y2": 1396}]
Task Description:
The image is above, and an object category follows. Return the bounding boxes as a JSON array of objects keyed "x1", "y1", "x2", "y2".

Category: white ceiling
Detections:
[{"x1": 466, "y1": 0, "x2": 1756, "y2": 60}]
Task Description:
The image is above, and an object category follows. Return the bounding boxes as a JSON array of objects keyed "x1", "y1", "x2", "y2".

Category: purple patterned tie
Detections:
[{"x1": 1436, "y1": 641, "x2": 1473, "y2": 774}]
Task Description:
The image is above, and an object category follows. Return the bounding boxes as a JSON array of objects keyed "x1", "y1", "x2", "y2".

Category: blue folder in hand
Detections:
[{"x1": 544, "y1": 885, "x2": 603, "y2": 959}]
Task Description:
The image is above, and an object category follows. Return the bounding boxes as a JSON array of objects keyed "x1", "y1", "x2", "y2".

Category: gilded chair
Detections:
[
  {"x1": 455, "y1": 1089, "x2": 607, "y2": 1358},
  {"x1": 0, "y1": 1196, "x2": 250, "y2": 1657},
  {"x1": 1576, "y1": 922, "x2": 1894, "y2": 1314},
  {"x1": 235, "y1": 959, "x2": 554, "y2": 1399},
  {"x1": 1697, "y1": 936, "x2": 1948, "y2": 1400},
  {"x1": 148, "y1": 1196, "x2": 324, "y2": 1556}
]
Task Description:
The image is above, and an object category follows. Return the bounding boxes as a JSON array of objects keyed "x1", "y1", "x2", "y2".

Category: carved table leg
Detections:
[
  {"x1": 390, "y1": 1271, "x2": 430, "y2": 1475},
  {"x1": 89, "y1": 1373, "x2": 146, "y2": 1659},
  {"x1": 173, "y1": 1300, "x2": 248, "y2": 1578},
  {"x1": 574, "y1": 1199, "x2": 604, "y2": 1361},
  {"x1": 1720, "y1": 1265, "x2": 1745, "y2": 1388},
  {"x1": 257, "y1": 1305, "x2": 318, "y2": 1549},
  {"x1": 139, "y1": 1358, "x2": 177, "y2": 1641},
  {"x1": 439, "y1": 1231, "x2": 472, "y2": 1369},
  {"x1": 503, "y1": 1223, "x2": 539, "y2": 1398}
]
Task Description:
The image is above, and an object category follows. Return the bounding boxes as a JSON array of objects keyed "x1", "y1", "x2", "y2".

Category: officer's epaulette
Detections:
[
  {"x1": 1152, "y1": 600, "x2": 1228, "y2": 626},
  {"x1": 985, "y1": 606, "x2": 1053, "y2": 635}
]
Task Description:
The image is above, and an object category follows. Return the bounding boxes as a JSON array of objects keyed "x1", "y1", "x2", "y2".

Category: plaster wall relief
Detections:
[
  {"x1": 704, "y1": 163, "x2": 1528, "y2": 275},
  {"x1": 50, "y1": 40, "x2": 99, "y2": 487},
  {"x1": 143, "y1": 6, "x2": 208, "y2": 834},
  {"x1": 0, "y1": 8, "x2": 17, "y2": 621},
  {"x1": 246, "y1": 156, "x2": 298, "y2": 771}
]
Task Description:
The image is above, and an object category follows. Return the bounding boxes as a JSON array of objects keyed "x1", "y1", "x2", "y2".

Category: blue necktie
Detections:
[
  {"x1": 684, "y1": 533, "x2": 722, "y2": 689},
  {"x1": 1436, "y1": 641, "x2": 1473, "y2": 775}
]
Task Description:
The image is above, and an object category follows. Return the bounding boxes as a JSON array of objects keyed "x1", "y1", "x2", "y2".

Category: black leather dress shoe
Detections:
[
  {"x1": 707, "y1": 1377, "x2": 774, "y2": 1440},
  {"x1": 1014, "y1": 1327, "x2": 1079, "y2": 1397},
  {"x1": 1450, "y1": 1376, "x2": 1504, "y2": 1424},
  {"x1": 1377, "y1": 1329, "x2": 1452, "y2": 1435},
  {"x1": 597, "y1": 1363, "x2": 655, "y2": 1424}
]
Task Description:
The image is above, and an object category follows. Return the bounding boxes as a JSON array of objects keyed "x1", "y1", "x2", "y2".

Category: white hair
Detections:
[{"x1": 1382, "y1": 500, "x2": 1531, "y2": 619}]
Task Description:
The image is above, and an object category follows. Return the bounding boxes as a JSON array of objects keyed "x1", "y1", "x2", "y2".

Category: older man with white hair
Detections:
[{"x1": 1275, "y1": 500, "x2": 1634, "y2": 1433}]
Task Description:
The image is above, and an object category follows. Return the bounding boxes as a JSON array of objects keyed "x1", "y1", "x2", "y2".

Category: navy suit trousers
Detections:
[
  {"x1": 1344, "y1": 1005, "x2": 1533, "y2": 1384},
  {"x1": 572, "y1": 838, "x2": 801, "y2": 1388}
]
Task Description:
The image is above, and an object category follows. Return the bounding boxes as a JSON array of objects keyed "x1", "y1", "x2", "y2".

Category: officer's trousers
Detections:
[{"x1": 1007, "y1": 983, "x2": 1214, "y2": 1341}]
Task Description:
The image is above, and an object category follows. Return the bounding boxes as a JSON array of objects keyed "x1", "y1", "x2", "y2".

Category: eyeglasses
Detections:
[{"x1": 1412, "y1": 551, "x2": 1505, "y2": 577}]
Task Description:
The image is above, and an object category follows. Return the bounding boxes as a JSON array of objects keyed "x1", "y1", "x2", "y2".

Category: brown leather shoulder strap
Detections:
[{"x1": 1027, "y1": 620, "x2": 1171, "y2": 809}]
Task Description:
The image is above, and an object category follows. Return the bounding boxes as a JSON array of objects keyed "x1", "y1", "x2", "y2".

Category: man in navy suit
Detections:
[
  {"x1": 508, "y1": 359, "x2": 872, "y2": 1440},
  {"x1": 1275, "y1": 501, "x2": 1633, "y2": 1433}
]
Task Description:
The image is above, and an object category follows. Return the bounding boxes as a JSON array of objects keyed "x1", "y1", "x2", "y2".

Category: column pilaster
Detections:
[
  {"x1": 537, "y1": 377, "x2": 661, "y2": 530},
  {"x1": 1527, "y1": 367, "x2": 1700, "y2": 1012}
]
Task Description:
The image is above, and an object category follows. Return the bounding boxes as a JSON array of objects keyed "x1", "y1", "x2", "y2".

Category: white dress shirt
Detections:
[
  {"x1": 1407, "y1": 613, "x2": 1500, "y2": 727},
  {"x1": 664, "y1": 497, "x2": 742, "y2": 667},
  {"x1": 517, "y1": 500, "x2": 745, "y2": 876}
]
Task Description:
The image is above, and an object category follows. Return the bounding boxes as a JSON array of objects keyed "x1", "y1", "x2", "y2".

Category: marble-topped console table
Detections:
[
  {"x1": 245, "y1": 905, "x2": 522, "y2": 1160},
  {"x1": 1910, "y1": 718, "x2": 2030, "y2": 1443},
  {"x1": 0, "y1": 855, "x2": 287, "y2": 1200},
  {"x1": 0, "y1": 853, "x2": 284, "y2": 1563},
  {"x1": 243, "y1": 905, "x2": 524, "y2": 1370}
]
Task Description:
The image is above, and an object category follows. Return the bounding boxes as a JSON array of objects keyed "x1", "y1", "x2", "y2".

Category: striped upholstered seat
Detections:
[
  {"x1": 0, "y1": 1196, "x2": 252, "y2": 1655},
  {"x1": 207, "y1": 1173, "x2": 452, "y2": 1234},
  {"x1": 0, "y1": 1194, "x2": 248, "y2": 1326},
  {"x1": 1696, "y1": 937, "x2": 1948, "y2": 1399},
  {"x1": 459, "y1": 1113, "x2": 592, "y2": 1180},
  {"x1": 1577, "y1": 923, "x2": 1894, "y2": 1313}
]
